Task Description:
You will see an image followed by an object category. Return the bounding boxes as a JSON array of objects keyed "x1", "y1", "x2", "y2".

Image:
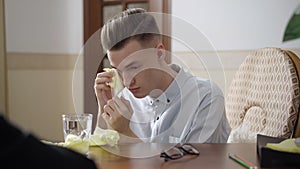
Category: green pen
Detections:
[{"x1": 228, "y1": 153, "x2": 257, "y2": 169}]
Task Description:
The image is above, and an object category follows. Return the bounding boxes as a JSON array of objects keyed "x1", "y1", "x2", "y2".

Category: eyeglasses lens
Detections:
[
  {"x1": 181, "y1": 144, "x2": 200, "y2": 155},
  {"x1": 160, "y1": 144, "x2": 199, "y2": 161}
]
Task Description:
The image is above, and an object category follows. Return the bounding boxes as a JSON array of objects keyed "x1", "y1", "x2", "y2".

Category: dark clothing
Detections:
[{"x1": 0, "y1": 115, "x2": 97, "y2": 169}]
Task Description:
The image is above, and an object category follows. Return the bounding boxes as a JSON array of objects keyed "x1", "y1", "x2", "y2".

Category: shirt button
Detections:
[
  {"x1": 167, "y1": 99, "x2": 170, "y2": 103},
  {"x1": 156, "y1": 117, "x2": 159, "y2": 120}
]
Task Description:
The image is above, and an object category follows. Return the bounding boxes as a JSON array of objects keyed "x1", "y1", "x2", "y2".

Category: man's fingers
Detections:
[
  {"x1": 113, "y1": 97, "x2": 132, "y2": 119},
  {"x1": 120, "y1": 96, "x2": 133, "y2": 112},
  {"x1": 101, "y1": 90, "x2": 108, "y2": 103},
  {"x1": 94, "y1": 72, "x2": 114, "y2": 90},
  {"x1": 104, "y1": 100, "x2": 115, "y2": 112},
  {"x1": 94, "y1": 83, "x2": 111, "y2": 90},
  {"x1": 101, "y1": 112, "x2": 110, "y2": 119},
  {"x1": 96, "y1": 71, "x2": 114, "y2": 79}
]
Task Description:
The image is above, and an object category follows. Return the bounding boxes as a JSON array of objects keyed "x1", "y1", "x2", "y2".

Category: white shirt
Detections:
[{"x1": 120, "y1": 64, "x2": 231, "y2": 143}]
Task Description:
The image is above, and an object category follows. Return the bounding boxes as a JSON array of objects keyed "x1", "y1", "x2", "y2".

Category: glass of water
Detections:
[{"x1": 62, "y1": 113, "x2": 93, "y2": 141}]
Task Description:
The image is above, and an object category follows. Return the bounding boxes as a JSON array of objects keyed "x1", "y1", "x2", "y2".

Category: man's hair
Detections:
[{"x1": 101, "y1": 8, "x2": 161, "y2": 52}]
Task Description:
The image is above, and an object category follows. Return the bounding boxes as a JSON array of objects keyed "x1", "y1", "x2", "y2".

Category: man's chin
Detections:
[{"x1": 132, "y1": 92, "x2": 147, "y2": 98}]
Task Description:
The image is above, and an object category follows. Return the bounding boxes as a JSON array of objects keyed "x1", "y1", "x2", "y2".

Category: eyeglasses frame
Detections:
[{"x1": 160, "y1": 143, "x2": 200, "y2": 161}]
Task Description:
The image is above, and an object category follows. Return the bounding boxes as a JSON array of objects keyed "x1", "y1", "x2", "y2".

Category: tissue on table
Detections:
[
  {"x1": 90, "y1": 127, "x2": 120, "y2": 147},
  {"x1": 266, "y1": 138, "x2": 300, "y2": 153},
  {"x1": 42, "y1": 127, "x2": 120, "y2": 154},
  {"x1": 63, "y1": 134, "x2": 90, "y2": 154},
  {"x1": 42, "y1": 134, "x2": 89, "y2": 154}
]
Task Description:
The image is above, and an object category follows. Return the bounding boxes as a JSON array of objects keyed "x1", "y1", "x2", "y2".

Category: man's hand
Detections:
[
  {"x1": 94, "y1": 71, "x2": 114, "y2": 129},
  {"x1": 102, "y1": 97, "x2": 135, "y2": 137},
  {"x1": 94, "y1": 71, "x2": 114, "y2": 114}
]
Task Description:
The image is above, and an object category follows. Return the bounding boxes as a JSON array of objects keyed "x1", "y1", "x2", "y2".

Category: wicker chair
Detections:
[{"x1": 226, "y1": 47, "x2": 300, "y2": 143}]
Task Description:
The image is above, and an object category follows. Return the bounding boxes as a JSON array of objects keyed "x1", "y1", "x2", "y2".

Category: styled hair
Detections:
[{"x1": 101, "y1": 8, "x2": 161, "y2": 52}]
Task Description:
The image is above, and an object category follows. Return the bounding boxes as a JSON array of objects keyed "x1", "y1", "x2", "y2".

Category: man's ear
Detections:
[{"x1": 156, "y1": 43, "x2": 165, "y2": 60}]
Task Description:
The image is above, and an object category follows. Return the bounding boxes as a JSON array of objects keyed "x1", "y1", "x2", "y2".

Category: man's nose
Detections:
[{"x1": 123, "y1": 75, "x2": 135, "y2": 87}]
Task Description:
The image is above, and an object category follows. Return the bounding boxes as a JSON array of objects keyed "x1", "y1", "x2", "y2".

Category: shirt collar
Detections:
[{"x1": 147, "y1": 64, "x2": 191, "y2": 105}]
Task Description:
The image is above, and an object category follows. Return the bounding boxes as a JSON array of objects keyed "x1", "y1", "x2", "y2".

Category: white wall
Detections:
[
  {"x1": 171, "y1": 0, "x2": 300, "y2": 95},
  {"x1": 5, "y1": 0, "x2": 83, "y2": 53},
  {"x1": 5, "y1": 0, "x2": 83, "y2": 141},
  {"x1": 172, "y1": 0, "x2": 300, "y2": 51}
]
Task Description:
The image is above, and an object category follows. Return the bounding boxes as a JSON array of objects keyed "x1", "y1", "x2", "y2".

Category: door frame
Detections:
[{"x1": 0, "y1": 0, "x2": 8, "y2": 116}]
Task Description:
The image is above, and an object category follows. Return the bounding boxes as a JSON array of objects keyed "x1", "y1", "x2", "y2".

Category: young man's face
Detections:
[{"x1": 107, "y1": 39, "x2": 164, "y2": 98}]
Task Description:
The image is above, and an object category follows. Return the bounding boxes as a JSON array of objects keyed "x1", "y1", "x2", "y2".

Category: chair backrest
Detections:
[
  {"x1": 226, "y1": 47, "x2": 300, "y2": 143},
  {"x1": 285, "y1": 50, "x2": 300, "y2": 138}
]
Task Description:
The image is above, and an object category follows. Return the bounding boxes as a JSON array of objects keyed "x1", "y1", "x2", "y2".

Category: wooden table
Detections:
[{"x1": 87, "y1": 143, "x2": 289, "y2": 169}]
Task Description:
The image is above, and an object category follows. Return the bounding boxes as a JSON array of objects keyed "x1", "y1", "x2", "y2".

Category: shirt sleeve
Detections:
[{"x1": 184, "y1": 82, "x2": 231, "y2": 143}]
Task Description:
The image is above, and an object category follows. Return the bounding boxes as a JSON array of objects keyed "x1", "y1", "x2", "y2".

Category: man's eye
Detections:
[
  {"x1": 130, "y1": 66, "x2": 138, "y2": 69},
  {"x1": 129, "y1": 66, "x2": 140, "y2": 70}
]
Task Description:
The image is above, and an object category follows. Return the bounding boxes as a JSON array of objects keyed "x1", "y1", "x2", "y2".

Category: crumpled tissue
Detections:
[
  {"x1": 90, "y1": 127, "x2": 120, "y2": 147},
  {"x1": 42, "y1": 127, "x2": 120, "y2": 154},
  {"x1": 266, "y1": 138, "x2": 300, "y2": 153},
  {"x1": 103, "y1": 68, "x2": 124, "y2": 96}
]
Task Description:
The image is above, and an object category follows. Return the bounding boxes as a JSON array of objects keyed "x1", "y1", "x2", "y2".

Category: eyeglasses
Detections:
[{"x1": 160, "y1": 143, "x2": 200, "y2": 161}]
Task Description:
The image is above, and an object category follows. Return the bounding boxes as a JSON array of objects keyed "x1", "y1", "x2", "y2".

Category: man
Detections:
[
  {"x1": 0, "y1": 114, "x2": 98, "y2": 169},
  {"x1": 94, "y1": 8, "x2": 231, "y2": 143}
]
